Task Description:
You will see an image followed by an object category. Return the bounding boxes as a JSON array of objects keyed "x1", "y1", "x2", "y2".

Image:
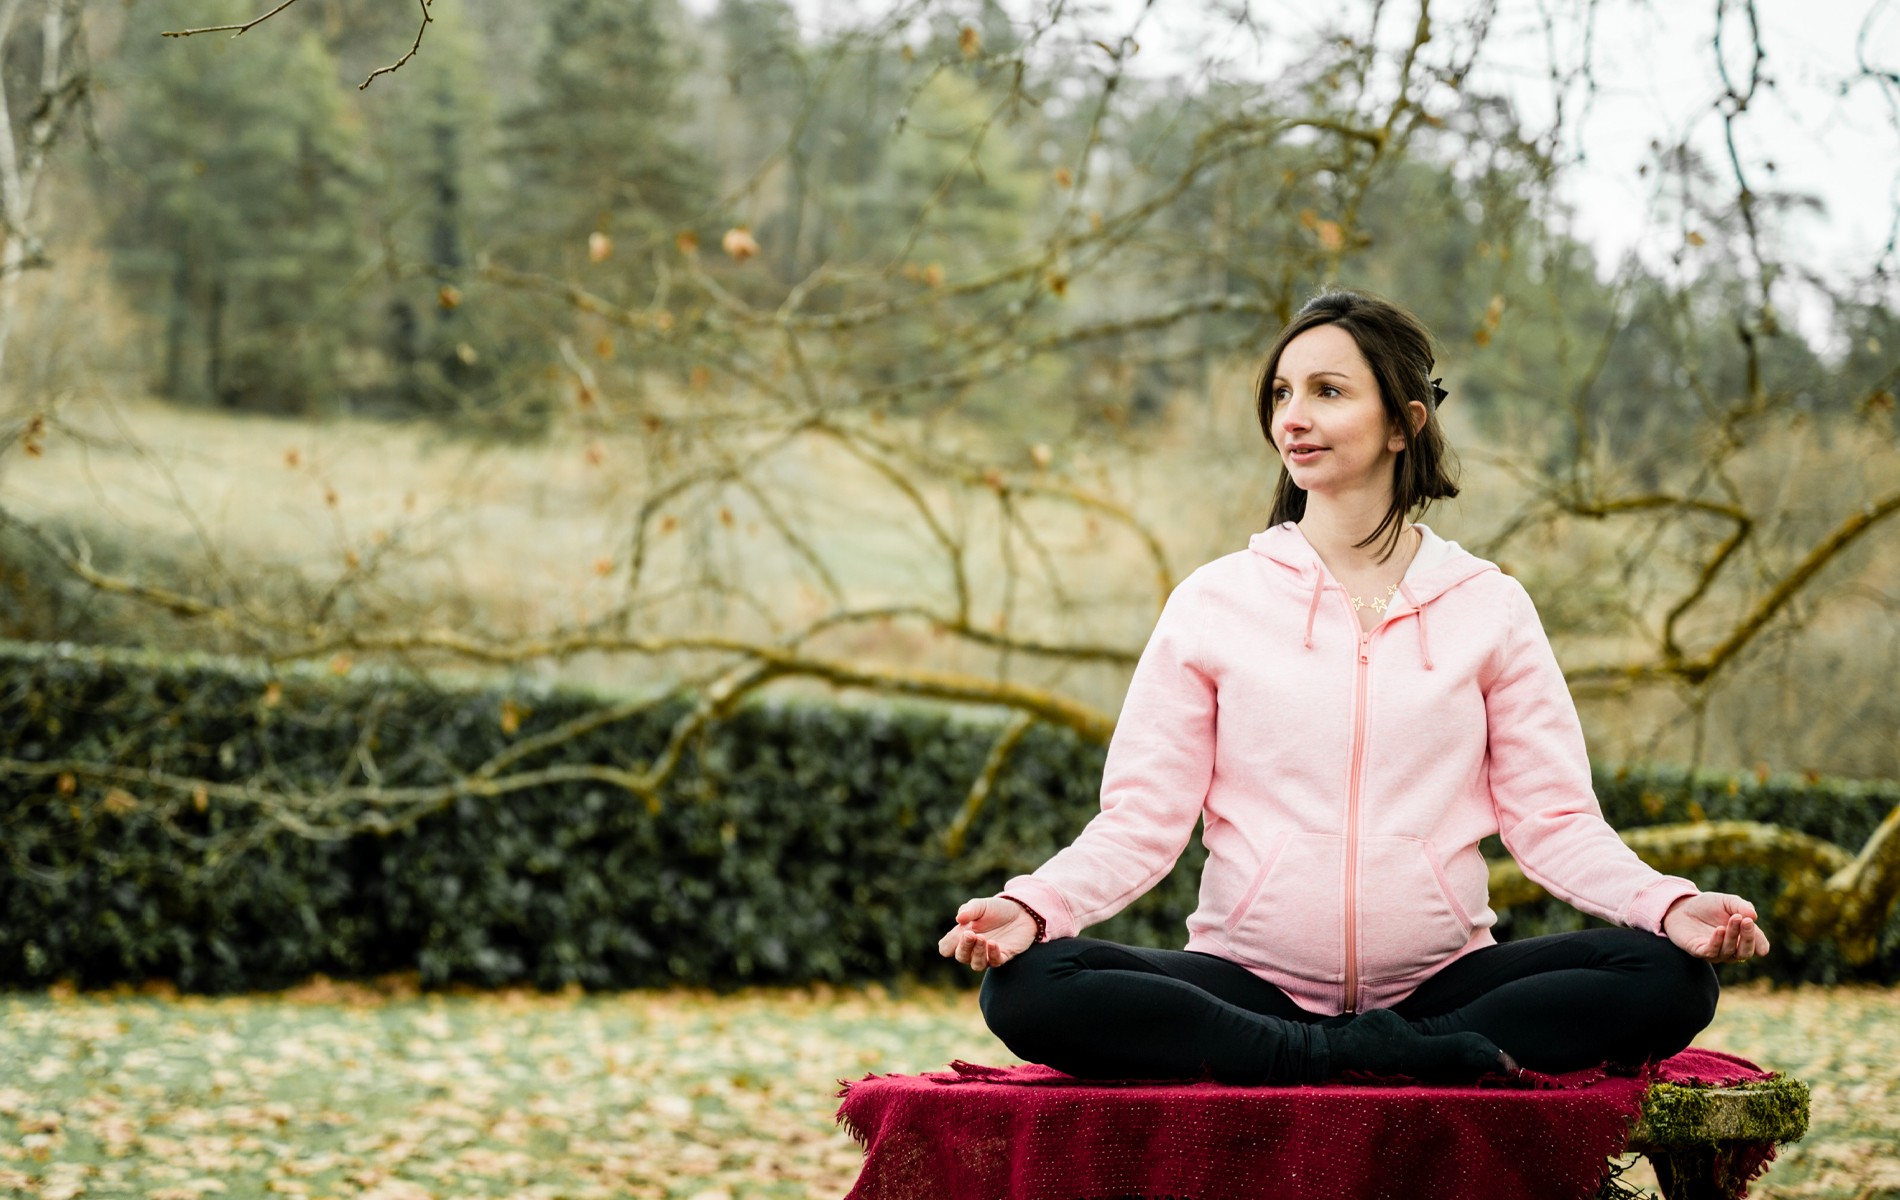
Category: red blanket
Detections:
[{"x1": 835, "y1": 1048, "x2": 1772, "y2": 1200}]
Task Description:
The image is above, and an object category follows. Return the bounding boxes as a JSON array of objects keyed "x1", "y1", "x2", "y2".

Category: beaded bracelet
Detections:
[{"x1": 999, "y1": 893, "x2": 1048, "y2": 943}]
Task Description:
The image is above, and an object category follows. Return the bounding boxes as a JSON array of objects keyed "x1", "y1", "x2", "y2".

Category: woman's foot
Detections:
[{"x1": 1321, "y1": 1008, "x2": 1512, "y2": 1083}]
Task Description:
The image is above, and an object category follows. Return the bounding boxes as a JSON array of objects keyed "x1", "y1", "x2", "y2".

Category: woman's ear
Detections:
[{"x1": 1389, "y1": 401, "x2": 1428, "y2": 450}]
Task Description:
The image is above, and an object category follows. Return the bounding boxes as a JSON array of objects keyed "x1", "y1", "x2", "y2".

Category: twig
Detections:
[
  {"x1": 359, "y1": 0, "x2": 432, "y2": 90},
  {"x1": 161, "y1": 0, "x2": 305, "y2": 40},
  {"x1": 161, "y1": 0, "x2": 433, "y2": 91}
]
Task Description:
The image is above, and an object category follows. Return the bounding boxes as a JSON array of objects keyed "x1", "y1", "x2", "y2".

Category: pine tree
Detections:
[
  {"x1": 107, "y1": 14, "x2": 365, "y2": 412},
  {"x1": 502, "y1": 0, "x2": 712, "y2": 298},
  {"x1": 357, "y1": 4, "x2": 505, "y2": 415}
]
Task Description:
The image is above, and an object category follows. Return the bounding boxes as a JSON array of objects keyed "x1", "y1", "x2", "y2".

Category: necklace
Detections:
[
  {"x1": 1350, "y1": 583, "x2": 1400, "y2": 614},
  {"x1": 1346, "y1": 527, "x2": 1421, "y2": 614}
]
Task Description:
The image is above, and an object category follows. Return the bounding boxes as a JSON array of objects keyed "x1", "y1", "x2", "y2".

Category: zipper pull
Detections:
[{"x1": 1357, "y1": 632, "x2": 1370, "y2": 664}]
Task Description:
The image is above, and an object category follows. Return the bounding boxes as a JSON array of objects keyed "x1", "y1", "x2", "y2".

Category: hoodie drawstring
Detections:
[
  {"x1": 1301, "y1": 577, "x2": 1436, "y2": 669},
  {"x1": 1398, "y1": 581, "x2": 1434, "y2": 670},
  {"x1": 1302, "y1": 573, "x2": 1324, "y2": 649}
]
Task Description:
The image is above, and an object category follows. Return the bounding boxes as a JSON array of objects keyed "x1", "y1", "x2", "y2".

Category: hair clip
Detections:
[{"x1": 1429, "y1": 377, "x2": 1448, "y2": 406}]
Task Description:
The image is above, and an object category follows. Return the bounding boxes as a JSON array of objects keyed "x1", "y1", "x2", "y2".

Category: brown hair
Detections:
[{"x1": 1253, "y1": 289, "x2": 1461, "y2": 563}]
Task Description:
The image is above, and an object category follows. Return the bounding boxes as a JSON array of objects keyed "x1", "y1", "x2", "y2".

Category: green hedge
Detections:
[{"x1": 2, "y1": 638, "x2": 1896, "y2": 993}]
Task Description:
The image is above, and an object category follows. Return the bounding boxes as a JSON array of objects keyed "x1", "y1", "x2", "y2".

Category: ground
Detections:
[{"x1": 0, "y1": 977, "x2": 1893, "y2": 1199}]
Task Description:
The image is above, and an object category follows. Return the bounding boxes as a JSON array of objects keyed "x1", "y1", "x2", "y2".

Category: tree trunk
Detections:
[
  {"x1": 162, "y1": 251, "x2": 190, "y2": 399},
  {"x1": 207, "y1": 276, "x2": 227, "y2": 406}
]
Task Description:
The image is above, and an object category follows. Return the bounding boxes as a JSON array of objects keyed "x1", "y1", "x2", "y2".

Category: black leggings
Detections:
[{"x1": 978, "y1": 929, "x2": 1719, "y2": 1082}]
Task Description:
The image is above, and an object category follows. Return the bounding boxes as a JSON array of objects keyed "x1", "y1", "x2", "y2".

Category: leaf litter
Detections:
[{"x1": 0, "y1": 977, "x2": 1892, "y2": 1199}]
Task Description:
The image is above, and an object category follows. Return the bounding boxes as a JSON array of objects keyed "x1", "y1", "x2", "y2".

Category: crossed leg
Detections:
[
  {"x1": 979, "y1": 937, "x2": 1332, "y2": 1084},
  {"x1": 978, "y1": 929, "x2": 1718, "y2": 1083},
  {"x1": 1395, "y1": 928, "x2": 1720, "y2": 1074}
]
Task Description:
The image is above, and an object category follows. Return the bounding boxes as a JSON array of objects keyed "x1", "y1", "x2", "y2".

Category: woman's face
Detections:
[{"x1": 1267, "y1": 324, "x2": 1412, "y2": 501}]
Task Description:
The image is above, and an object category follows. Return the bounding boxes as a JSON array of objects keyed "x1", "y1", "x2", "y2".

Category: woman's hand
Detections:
[
  {"x1": 937, "y1": 897, "x2": 1038, "y2": 972},
  {"x1": 1662, "y1": 892, "x2": 1771, "y2": 962}
]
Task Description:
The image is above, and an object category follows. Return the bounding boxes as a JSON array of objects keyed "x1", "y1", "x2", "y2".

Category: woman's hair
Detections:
[{"x1": 1253, "y1": 288, "x2": 1461, "y2": 563}]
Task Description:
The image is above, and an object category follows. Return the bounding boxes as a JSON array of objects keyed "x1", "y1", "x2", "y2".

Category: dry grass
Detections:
[{"x1": 5, "y1": 378, "x2": 1900, "y2": 775}]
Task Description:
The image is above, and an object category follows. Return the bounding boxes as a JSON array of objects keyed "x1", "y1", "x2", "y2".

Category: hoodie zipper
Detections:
[{"x1": 1344, "y1": 622, "x2": 1373, "y2": 1013}]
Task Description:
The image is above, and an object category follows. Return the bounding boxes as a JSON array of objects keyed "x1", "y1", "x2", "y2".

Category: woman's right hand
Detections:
[{"x1": 937, "y1": 897, "x2": 1038, "y2": 972}]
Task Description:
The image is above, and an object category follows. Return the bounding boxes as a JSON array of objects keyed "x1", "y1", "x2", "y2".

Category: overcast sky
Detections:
[
  {"x1": 773, "y1": 0, "x2": 1897, "y2": 342},
  {"x1": 1122, "y1": 1, "x2": 1893, "y2": 295}
]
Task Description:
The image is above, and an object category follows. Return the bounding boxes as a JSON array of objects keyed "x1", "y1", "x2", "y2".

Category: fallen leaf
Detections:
[{"x1": 722, "y1": 228, "x2": 760, "y2": 262}]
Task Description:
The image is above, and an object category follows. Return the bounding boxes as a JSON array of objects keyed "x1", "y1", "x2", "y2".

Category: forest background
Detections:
[{"x1": 1, "y1": 0, "x2": 1899, "y2": 853}]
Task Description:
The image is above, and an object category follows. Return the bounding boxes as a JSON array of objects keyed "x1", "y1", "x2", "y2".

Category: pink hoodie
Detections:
[{"x1": 1002, "y1": 521, "x2": 1699, "y2": 1016}]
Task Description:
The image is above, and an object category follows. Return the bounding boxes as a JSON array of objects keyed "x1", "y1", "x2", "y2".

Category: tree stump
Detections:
[{"x1": 1622, "y1": 1075, "x2": 1811, "y2": 1200}]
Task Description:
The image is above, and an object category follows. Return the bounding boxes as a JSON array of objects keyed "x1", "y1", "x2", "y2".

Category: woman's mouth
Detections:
[{"x1": 1288, "y1": 447, "x2": 1326, "y2": 464}]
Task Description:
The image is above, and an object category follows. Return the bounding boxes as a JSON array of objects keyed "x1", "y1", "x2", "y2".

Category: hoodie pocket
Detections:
[
  {"x1": 1356, "y1": 836, "x2": 1475, "y2": 984},
  {"x1": 1222, "y1": 832, "x2": 1345, "y2": 983}
]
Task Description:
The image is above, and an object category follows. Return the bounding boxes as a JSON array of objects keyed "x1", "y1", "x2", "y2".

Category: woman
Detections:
[{"x1": 936, "y1": 289, "x2": 1770, "y2": 1086}]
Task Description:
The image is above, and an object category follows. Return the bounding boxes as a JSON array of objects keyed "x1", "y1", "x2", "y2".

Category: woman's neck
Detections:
[{"x1": 1297, "y1": 495, "x2": 1414, "y2": 574}]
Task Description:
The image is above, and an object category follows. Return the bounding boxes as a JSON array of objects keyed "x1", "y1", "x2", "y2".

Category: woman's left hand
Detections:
[{"x1": 1662, "y1": 892, "x2": 1771, "y2": 962}]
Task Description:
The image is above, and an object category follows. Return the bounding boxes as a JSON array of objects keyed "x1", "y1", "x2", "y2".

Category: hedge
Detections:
[{"x1": 2, "y1": 638, "x2": 1896, "y2": 993}]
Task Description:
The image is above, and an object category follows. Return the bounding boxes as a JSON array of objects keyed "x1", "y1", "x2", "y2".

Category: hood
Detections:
[
  {"x1": 1247, "y1": 520, "x2": 1496, "y2": 603},
  {"x1": 1246, "y1": 520, "x2": 1498, "y2": 668}
]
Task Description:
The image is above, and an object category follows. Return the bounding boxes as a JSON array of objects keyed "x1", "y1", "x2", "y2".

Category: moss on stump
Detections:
[{"x1": 1627, "y1": 1075, "x2": 1811, "y2": 1149}]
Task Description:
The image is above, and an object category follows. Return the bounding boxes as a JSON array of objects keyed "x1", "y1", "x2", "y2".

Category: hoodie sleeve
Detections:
[
  {"x1": 1484, "y1": 579, "x2": 1699, "y2": 934},
  {"x1": 1001, "y1": 581, "x2": 1216, "y2": 940}
]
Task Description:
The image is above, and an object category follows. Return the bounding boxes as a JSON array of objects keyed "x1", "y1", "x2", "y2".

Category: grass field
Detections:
[
  {"x1": 9, "y1": 389, "x2": 1900, "y2": 779},
  {"x1": 0, "y1": 978, "x2": 1894, "y2": 1199}
]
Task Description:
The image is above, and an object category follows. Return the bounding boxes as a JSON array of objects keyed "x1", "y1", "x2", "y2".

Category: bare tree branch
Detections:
[
  {"x1": 944, "y1": 711, "x2": 1036, "y2": 858},
  {"x1": 1490, "y1": 807, "x2": 1900, "y2": 965},
  {"x1": 160, "y1": 0, "x2": 306, "y2": 41},
  {"x1": 160, "y1": 0, "x2": 434, "y2": 91}
]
